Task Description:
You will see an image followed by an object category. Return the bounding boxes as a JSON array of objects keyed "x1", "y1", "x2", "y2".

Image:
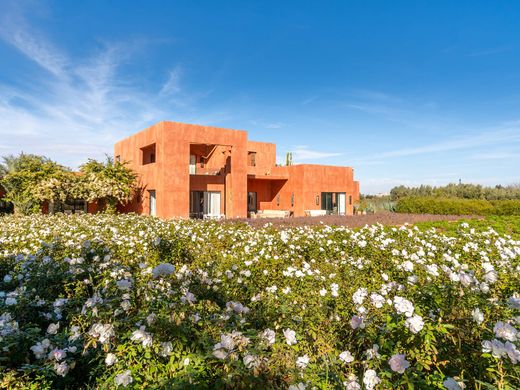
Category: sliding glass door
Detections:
[
  {"x1": 321, "y1": 192, "x2": 346, "y2": 215},
  {"x1": 203, "y1": 191, "x2": 221, "y2": 217},
  {"x1": 321, "y1": 192, "x2": 333, "y2": 213},
  {"x1": 190, "y1": 191, "x2": 221, "y2": 218}
]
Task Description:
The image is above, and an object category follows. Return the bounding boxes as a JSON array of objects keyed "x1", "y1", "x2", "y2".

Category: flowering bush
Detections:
[{"x1": 0, "y1": 214, "x2": 518, "y2": 388}]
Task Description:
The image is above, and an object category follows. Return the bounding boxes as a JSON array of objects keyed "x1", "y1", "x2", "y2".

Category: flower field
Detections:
[{"x1": 0, "y1": 214, "x2": 519, "y2": 389}]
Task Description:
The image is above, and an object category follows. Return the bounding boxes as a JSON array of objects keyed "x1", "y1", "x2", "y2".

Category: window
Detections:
[
  {"x1": 141, "y1": 144, "x2": 156, "y2": 165},
  {"x1": 149, "y1": 190, "x2": 156, "y2": 216},
  {"x1": 248, "y1": 151, "x2": 257, "y2": 167},
  {"x1": 321, "y1": 192, "x2": 333, "y2": 212},
  {"x1": 52, "y1": 200, "x2": 87, "y2": 214},
  {"x1": 189, "y1": 155, "x2": 196, "y2": 174}
]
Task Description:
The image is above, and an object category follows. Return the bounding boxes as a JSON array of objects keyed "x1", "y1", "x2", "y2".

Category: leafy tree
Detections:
[
  {"x1": 0, "y1": 153, "x2": 69, "y2": 214},
  {"x1": 79, "y1": 157, "x2": 137, "y2": 213},
  {"x1": 32, "y1": 171, "x2": 84, "y2": 205}
]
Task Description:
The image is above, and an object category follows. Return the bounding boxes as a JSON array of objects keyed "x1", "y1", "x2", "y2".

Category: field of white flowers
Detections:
[{"x1": 0, "y1": 214, "x2": 519, "y2": 389}]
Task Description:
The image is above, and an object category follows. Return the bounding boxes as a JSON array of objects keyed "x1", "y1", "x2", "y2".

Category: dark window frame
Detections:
[
  {"x1": 248, "y1": 151, "x2": 257, "y2": 167},
  {"x1": 141, "y1": 144, "x2": 157, "y2": 165}
]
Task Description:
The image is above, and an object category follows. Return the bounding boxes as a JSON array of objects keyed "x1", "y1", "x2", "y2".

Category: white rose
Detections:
[
  {"x1": 105, "y1": 353, "x2": 118, "y2": 366},
  {"x1": 389, "y1": 353, "x2": 410, "y2": 374}
]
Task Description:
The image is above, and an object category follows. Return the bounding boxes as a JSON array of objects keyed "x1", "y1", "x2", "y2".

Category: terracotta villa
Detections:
[{"x1": 115, "y1": 121, "x2": 359, "y2": 219}]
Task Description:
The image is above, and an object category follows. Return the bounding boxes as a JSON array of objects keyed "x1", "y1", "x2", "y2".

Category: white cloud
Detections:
[
  {"x1": 160, "y1": 66, "x2": 182, "y2": 96},
  {"x1": 349, "y1": 127, "x2": 520, "y2": 165},
  {"x1": 0, "y1": 1, "x2": 68, "y2": 77},
  {"x1": 469, "y1": 151, "x2": 519, "y2": 160},
  {"x1": 0, "y1": 2, "x2": 217, "y2": 169},
  {"x1": 291, "y1": 146, "x2": 342, "y2": 161},
  {"x1": 348, "y1": 88, "x2": 402, "y2": 103},
  {"x1": 249, "y1": 120, "x2": 291, "y2": 129},
  {"x1": 469, "y1": 46, "x2": 510, "y2": 57},
  {"x1": 265, "y1": 122, "x2": 286, "y2": 129}
]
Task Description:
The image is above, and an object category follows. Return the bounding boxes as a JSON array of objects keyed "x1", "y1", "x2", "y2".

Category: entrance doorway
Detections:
[
  {"x1": 149, "y1": 190, "x2": 156, "y2": 216},
  {"x1": 190, "y1": 191, "x2": 221, "y2": 219},
  {"x1": 247, "y1": 192, "x2": 257, "y2": 213},
  {"x1": 321, "y1": 192, "x2": 346, "y2": 215}
]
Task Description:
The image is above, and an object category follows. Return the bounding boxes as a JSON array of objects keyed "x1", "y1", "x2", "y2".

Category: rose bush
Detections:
[{"x1": 0, "y1": 214, "x2": 518, "y2": 389}]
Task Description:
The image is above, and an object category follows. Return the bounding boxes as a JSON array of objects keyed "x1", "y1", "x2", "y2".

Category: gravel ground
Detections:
[{"x1": 225, "y1": 213, "x2": 478, "y2": 229}]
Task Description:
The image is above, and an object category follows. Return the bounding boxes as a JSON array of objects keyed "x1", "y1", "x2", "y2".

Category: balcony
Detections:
[
  {"x1": 189, "y1": 143, "x2": 231, "y2": 176},
  {"x1": 189, "y1": 163, "x2": 225, "y2": 176}
]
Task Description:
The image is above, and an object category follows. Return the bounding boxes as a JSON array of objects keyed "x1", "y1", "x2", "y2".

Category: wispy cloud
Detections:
[
  {"x1": 0, "y1": 1, "x2": 218, "y2": 168},
  {"x1": 343, "y1": 102, "x2": 399, "y2": 116},
  {"x1": 265, "y1": 122, "x2": 287, "y2": 129},
  {"x1": 469, "y1": 46, "x2": 511, "y2": 57},
  {"x1": 376, "y1": 128, "x2": 520, "y2": 159},
  {"x1": 249, "y1": 120, "x2": 291, "y2": 129},
  {"x1": 291, "y1": 145, "x2": 342, "y2": 161},
  {"x1": 349, "y1": 126, "x2": 520, "y2": 167},
  {"x1": 301, "y1": 95, "x2": 319, "y2": 106},
  {"x1": 160, "y1": 66, "x2": 182, "y2": 96},
  {"x1": 348, "y1": 88, "x2": 402, "y2": 103},
  {"x1": 340, "y1": 89, "x2": 444, "y2": 131},
  {"x1": 469, "y1": 151, "x2": 519, "y2": 160},
  {"x1": 0, "y1": 4, "x2": 67, "y2": 77}
]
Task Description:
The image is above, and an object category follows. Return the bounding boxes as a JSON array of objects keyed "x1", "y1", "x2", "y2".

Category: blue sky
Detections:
[{"x1": 0, "y1": 0, "x2": 519, "y2": 193}]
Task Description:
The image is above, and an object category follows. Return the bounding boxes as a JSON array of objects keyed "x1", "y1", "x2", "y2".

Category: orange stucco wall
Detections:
[{"x1": 115, "y1": 121, "x2": 360, "y2": 219}]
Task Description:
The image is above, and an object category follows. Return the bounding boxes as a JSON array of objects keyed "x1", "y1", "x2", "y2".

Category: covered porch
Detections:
[{"x1": 247, "y1": 174, "x2": 289, "y2": 217}]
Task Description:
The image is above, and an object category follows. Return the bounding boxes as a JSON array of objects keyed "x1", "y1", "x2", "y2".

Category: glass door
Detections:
[
  {"x1": 190, "y1": 191, "x2": 203, "y2": 218},
  {"x1": 336, "y1": 193, "x2": 346, "y2": 215},
  {"x1": 203, "y1": 191, "x2": 221, "y2": 218},
  {"x1": 248, "y1": 192, "x2": 257, "y2": 213},
  {"x1": 321, "y1": 192, "x2": 333, "y2": 213}
]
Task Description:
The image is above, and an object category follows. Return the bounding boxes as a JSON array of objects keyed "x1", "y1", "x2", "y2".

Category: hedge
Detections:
[{"x1": 395, "y1": 197, "x2": 520, "y2": 216}]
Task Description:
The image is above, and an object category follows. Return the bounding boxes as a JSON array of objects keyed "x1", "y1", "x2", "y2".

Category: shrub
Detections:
[
  {"x1": 0, "y1": 214, "x2": 519, "y2": 388},
  {"x1": 396, "y1": 197, "x2": 520, "y2": 216},
  {"x1": 490, "y1": 199, "x2": 520, "y2": 216},
  {"x1": 390, "y1": 183, "x2": 520, "y2": 201}
]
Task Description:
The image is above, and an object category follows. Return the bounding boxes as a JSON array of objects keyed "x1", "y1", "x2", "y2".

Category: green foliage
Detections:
[
  {"x1": 0, "y1": 154, "x2": 69, "y2": 215},
  {"x1": 0, "y1": 154, "x2": 137, "y2": 215},
  {"x1": 286, "y1": 152, "x2": 293, "y2": 166},
  {"x1": 79, "y1": 157, "x2": 137, "y2": 212},
  {"x1": 413, "y1": 216, "x2": 520, "y2": 239},
  {"x1": 0, "y1": 214, "x2": 519, "y2": 388},
  {"x1": 395, "y1": 197, "x2": 520, "y2": 216},
  {"x1": 356, "y1": 195, "x2": 396, "y2": 213},
  {"x1": 390, "y1": 183, "x2": 520, "y2": 201}
]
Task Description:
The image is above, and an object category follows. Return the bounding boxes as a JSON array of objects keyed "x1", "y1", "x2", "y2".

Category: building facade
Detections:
[{"x1": 114, "y1": 121, "x2": 360, "y2": 219}]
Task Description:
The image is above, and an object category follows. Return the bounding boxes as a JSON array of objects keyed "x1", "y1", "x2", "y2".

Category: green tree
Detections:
[
  {"x1": 0, "y1": 153, "x2": 69, "y2": 214},
  {"x1": 32, "y1": 171, "x2": 85, "y2": 206},
  {"x1": 79, "y1": 157, "x2": 137, "y2": 213}
]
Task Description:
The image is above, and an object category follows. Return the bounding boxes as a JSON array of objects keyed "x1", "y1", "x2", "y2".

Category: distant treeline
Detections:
[{"x1": 389, "y1": 183, "x2": 520, "y2": 201}]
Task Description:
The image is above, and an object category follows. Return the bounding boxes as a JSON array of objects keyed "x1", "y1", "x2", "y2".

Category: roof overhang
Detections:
[{"x1": 247, "y1": 174, "x2": 288, "y2": 180}]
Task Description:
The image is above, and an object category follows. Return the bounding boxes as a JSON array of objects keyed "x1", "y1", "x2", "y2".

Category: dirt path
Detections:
[{"x1": 225, "y1": 213, "x2": 478, "y2": 228}]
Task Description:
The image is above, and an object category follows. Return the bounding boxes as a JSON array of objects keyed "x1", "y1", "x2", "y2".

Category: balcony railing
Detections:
[{"x1": 189, "y1": 164, "x2": 224, "y2": 175}]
